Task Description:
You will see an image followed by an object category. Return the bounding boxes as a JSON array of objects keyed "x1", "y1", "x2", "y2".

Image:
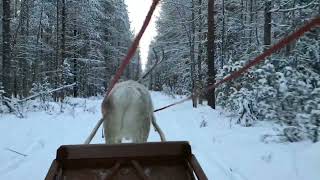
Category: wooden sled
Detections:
[{"x1": 45, "y1": 141, "x2": 207, "y2": 180}]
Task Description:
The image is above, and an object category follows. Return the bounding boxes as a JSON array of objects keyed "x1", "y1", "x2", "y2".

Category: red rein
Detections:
[{"x1": 106, "y1": 0, "x2": 161, "y2": 96}]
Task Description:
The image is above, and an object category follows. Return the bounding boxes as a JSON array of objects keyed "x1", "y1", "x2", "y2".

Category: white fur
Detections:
[{"x1": 101, "y1": 80, "x2": 165, "y2": 144}]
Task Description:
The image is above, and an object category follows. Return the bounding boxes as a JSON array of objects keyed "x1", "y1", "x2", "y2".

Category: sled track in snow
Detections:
[{"x1": 0, "y1": 139, "x2": 45, "y2": 175}]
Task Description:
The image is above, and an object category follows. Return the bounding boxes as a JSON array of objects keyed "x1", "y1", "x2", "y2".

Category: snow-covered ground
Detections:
[{"x1": 0, "y1": 92, "x2": 319, "y2": 180}]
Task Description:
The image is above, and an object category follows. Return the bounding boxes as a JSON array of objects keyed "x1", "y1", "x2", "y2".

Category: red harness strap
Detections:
[{"x1": 106, "y1": 0, "x2": 161, "y2": 96}]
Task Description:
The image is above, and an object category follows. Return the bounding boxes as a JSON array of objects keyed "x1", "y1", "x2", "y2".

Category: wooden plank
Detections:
[
  {"x1": 57, "y1": 141, "x2": 191, "y2": 160},
  {"x1": 46, "y1": 142, "x2": 208, "y2": 180},
  {"x1": 45, "y1": 160, "x2": 60, "y2": 180},
  {"x1": 189, "y1": 154, "x2": 208, "y2": 180},
  {"x1": 104, "y1": 161, "x2": 122, "y2": 180},
  {"x1": 131, "y1": 160, "x2": 151, "y2": 180}
]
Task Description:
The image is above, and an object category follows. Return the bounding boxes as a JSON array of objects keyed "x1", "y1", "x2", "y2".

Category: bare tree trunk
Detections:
[
  {"x1": 221, "y1": 0, "x2": 225, "y2": 69},
  {"x1": 60, "y1": 0, "x2": 66, "y2": 100},
  {"x1": 149, "y1": 61, "x2": 154, "y2": 90},
  {"x1": 254, "y1": 0, "x2": 260, "y2": 46},
  {"x1": 2, "y1": 0, "x2": 12, "y2": 98},
  {"x1": 249, "y1": 0, "x2": 253, "y2": 44},
  {"x1": 264, "y1": 1, "x2": 272, "y2": 50},
  {"x1": 73, "y1": 29, "x2": 78, "y2": 97},
  {"x1": 285, "y1": 0, "x2": 297, "y2": 56},
  {"x1": 34, "y1": 2, "x2": 44, "y2": 84},
  {"x1": 55, "y1": 0, "x2": 60, "y2": 102},
  {"x1": 207, "y1": 0, "x2": 216, "y2": 109},
  {"x1": 25, "y1": 0, "x2": 31, "y2": 97},
  {"x1": 136, "y1": 55, "x2": 141, "y2": 80},
  {"x1": 191, "y1": 0, "x2": 197, "y2": 108},
  {"x1": 13, "y1": 71, "x2": 17, "y2": 98},
  {"x1": 14, "y1": 0, "x2": 19, "y2": 17},
  {"x1": 21, "y1": 0, "x2": 31, "y2": 97},
  {"x1": 240, "y1": 0, "x2": 245, "y2": 38},
  {"x1": 244, "y1": 0, "x2": 248, "y2": 39},
  {"x1": 61, "y1": 0, "x2": 66, "y2": 66},
  {"x1": 125, "y1": 63, "x2": 130, "y2": 79},
  {"x1": 197, "y1": 0, "x2": 203, "y2": 105},
  {"x1": 151, "y1": 48, "x2": 162, "y2": 91}
]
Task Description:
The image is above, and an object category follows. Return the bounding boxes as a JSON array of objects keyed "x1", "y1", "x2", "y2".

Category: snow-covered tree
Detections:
[
  {"x1": 150, "y1": 0, "x2": 319, "y2": 142},
  {"x1": 0, "y1": 0, "x2": 140, "y2": 100}
]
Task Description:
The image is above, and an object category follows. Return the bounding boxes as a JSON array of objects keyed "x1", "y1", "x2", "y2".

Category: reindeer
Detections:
[{"x1": 85, "y1": 80, "x2": 166, "y2": 144}]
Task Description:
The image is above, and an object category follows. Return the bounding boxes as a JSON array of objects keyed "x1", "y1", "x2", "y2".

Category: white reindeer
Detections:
[{"x1": 85, "y1": 80, "x2": 166, "y2": 144}]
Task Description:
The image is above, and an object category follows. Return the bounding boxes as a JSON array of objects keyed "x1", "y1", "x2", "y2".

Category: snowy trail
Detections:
[
  {"x1": 0, "y1": 92, "x2": 319, "y2": 180},
  {"x1": 0, "y1": 139, "x2": 45, "y2": 175},
  {"x1": 150, "y1": 93, "x2": 247, "y2": 180}
]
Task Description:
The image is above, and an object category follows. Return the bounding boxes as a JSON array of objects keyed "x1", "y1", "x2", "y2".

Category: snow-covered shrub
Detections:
[
  {"x1": 310, "y1": 110, "x2": 320, "y2": 142},
  {"x1": 162, "y1": 85, "x2": 177, "y2": 98},
  {"x1": 218, "y1": 27, "x2": 320, "y2": 142},
  {"x1": 29, "y1": 81, "x2": 53, "y2": 111},
  {"x1": 217, "y1": 57, "x2": 258, "y2": 127},
  {"x1": 282, "y1": 126, "x2": 305, "y2": 142},
  {"x1": 228, "y1": 87, "x2": 257, "y2": 127}
]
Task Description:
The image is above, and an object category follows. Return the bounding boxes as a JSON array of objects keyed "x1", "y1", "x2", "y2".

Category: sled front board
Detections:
[{"x1": 45, "y1": 141, "x2": 207, "y2": 180}]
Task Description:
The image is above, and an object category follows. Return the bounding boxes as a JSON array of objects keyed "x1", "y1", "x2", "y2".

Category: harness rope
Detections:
[{"x1": 107, "y1": 0, "x2": 161, "y2": 96}]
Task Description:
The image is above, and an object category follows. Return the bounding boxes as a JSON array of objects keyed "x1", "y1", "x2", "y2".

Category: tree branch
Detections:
[
  {"x1": 270, "y1": 0, "x2": 317, "y2": 13},
  {"x1": 18, "y1": 83, "x2": 76, "y2": 102},
  {"x1": 138, "y1": 48, "x2": 165, "y2": 82},
  {"x1": 5, "y1": 148, "x2": 28, "y2": 157}
]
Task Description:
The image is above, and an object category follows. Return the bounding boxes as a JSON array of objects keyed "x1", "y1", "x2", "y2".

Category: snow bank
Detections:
[
  {"x1": 0, "y1": 92, "x2": 319, "y2": 180},
  {"x1": 296, "y1": 142, "x2": 320, "y2": 179}
]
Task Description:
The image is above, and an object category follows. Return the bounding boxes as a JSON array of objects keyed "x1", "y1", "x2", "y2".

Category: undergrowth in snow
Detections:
[{"x1": 0, "y1": 92, "x2": 319, "y2": 180}]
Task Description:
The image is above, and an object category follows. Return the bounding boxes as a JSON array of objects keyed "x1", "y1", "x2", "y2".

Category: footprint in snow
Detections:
[{"x1": 261, "y1": 152, "x2": 273, "y2": 163}]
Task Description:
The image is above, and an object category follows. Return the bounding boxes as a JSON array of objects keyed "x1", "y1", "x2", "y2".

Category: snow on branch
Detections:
[
  {"x1": 0, "y1": 83, "x2": 76, "y2": 118},
  {"x1": 138, "y1": 48, "x2": 165, "y2": 82},
  {"x1": 19, "y1": 83, "x2": 76, "y2": 102},
  {"x1": 270, "y1": 1, "x2": 318, "y2": 13},
  {"x1": 1, "y1": 96, "x2": 24, "y2": 118},
  {"x1": 5, "y1": 148, "x2": 28, "y2": 157}
]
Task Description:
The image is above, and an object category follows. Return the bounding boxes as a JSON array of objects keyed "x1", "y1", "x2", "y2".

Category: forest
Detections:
[
  {"x1": 147, "y1": 0, "x2": 319, "y2": 142},
  {"x1": 1, "y1": 0, "x2": 320, "y2": 143},
  {"x1": 0, "y1": 0, "x2": 141, "y2": 99}
]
